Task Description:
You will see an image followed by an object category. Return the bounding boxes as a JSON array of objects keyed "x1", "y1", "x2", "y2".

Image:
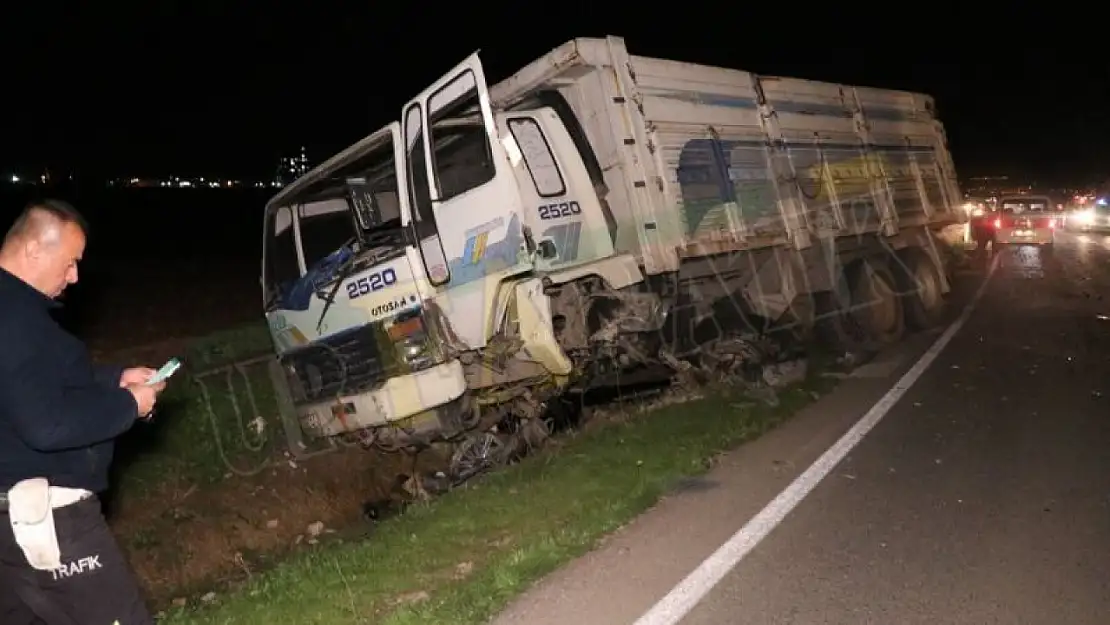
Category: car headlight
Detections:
[{"x1": 1076, "y1": 210, "x2": 1095, "y2": 225}]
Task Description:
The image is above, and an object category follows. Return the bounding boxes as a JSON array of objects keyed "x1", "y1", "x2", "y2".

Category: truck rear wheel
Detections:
[
  {"x1": 849, "y1": 258, "x2": 905, "y2": 345},
  {"x1": 815, "y1": 258, "x2": 905, "y2": 352},
  {"x1": 814, "y1": 262, "x2": 875, "y2": 354},
  {"x1": 895, "y1": 247, "x2": 946, "y2": 330}
]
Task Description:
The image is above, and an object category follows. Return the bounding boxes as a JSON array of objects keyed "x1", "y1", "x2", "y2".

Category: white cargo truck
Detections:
[{"x1": 261, "y1": 35, "x2": 964, "y2": 480}]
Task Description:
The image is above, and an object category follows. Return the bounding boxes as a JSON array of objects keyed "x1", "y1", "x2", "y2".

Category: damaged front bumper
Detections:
[{"x1": 298, "y1": 359, "x2": 468, "y2": 438}]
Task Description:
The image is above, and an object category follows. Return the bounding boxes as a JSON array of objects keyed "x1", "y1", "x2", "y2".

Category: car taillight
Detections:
[
  {"x1": 993, "y1": 218, "x2": 1002, "y2": 229},
  {"x1": 1049, "y1": 218, "x2": 1057, "y2": 229}
]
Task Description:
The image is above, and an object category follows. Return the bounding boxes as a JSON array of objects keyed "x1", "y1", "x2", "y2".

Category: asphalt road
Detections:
[{"x1": 491, "y1": 231, "x2": 1110, "y2": 625}]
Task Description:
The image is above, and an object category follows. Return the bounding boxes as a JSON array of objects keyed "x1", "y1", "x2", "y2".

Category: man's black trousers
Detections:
[{"x1": 0, "y1": 495, "x2": 153, "y2": 624}]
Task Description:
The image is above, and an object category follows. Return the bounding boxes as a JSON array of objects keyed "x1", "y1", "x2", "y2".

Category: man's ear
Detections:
[{"x1": 23, "y1": 238, "x2": 42, "y2": 262}]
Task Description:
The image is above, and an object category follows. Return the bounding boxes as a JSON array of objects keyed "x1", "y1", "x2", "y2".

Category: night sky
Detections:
[{"x1": 2, "y1": 5, "x2": 1102, "y2": 185}]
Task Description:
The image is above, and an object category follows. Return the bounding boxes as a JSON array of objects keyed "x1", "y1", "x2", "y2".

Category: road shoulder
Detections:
[{"x1": 489, "y1": 268, "x2": 987, "y2": 625}]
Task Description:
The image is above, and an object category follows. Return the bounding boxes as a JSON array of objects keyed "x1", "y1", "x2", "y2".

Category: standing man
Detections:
[{"x1": 0, "y1": 200, "x2": 167, "y2": 624}]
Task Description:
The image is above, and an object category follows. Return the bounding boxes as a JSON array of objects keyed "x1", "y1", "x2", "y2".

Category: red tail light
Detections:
[
  {"x1": 993, "y1": 218, "x2": 1002, "y2": 229},
  {"x1": 1049, "y1": 218, "x2": 1057, "y2": 230}
]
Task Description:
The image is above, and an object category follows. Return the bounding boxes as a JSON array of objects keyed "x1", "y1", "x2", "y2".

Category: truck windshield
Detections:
[
  {"x1": 263, "y1": 200, "x2": 354, "y2": 302},
  {"x1": 297, "y1": 199, "x2": 357, "y2": 269},
  {"x1": 263, "y1": 131, "x2": 406, "y2": 302}
]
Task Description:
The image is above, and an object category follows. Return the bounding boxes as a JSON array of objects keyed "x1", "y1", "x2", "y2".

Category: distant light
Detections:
[
  {"x1": 1097, "y1": 198, "x2": 1107, "y2": 206},
  {"x1": 10, "y1": 175, "x2": 19, "y2": 183}
]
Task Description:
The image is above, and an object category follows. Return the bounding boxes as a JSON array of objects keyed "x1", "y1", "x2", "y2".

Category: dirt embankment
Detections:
[
  {"x1": 110, "y1": 445, "x2": 434, "y2": 607},
  {"x1": 84, "y1": 270, "x2": 431, "y2": 608}
]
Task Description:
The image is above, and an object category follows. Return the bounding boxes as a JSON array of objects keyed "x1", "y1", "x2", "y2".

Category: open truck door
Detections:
[{"x1": 401, "y1": 52, "x2": 531, "y2": 349}]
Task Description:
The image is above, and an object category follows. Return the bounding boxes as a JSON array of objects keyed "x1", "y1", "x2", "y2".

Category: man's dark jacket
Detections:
[{"x1": 0, "y1": 266, "x2": 138, "y2": 494}]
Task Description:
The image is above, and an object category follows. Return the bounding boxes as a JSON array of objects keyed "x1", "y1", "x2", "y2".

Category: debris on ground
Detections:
[
  {"x1": 453, "y1": 561, "x2": 474, "y2": 579},
  {"x1": 835, "y1": 351, "x2": 864, "y2": 369},
  {"x1": 745, "y1": 386, "x2": 780, "y2": 407},
  {"x1": 391, "y1": 590, "x2": 431, "y2": 607},
  {"x1": 762, "y1": 359, "x2": 807, "y2": 388}
]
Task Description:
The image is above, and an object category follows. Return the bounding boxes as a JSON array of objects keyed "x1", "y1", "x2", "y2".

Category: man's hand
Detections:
[
  {"x1": 119, "y1": 367, "x2": 158, "y2": 388},
  {"x1": 126, "y1": 382, "x2": 165, "y2": 419}
]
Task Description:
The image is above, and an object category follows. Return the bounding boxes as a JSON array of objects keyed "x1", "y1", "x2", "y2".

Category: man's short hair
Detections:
[{"x1": 3, "y1": 199, "x2": 89, "y2": 247}]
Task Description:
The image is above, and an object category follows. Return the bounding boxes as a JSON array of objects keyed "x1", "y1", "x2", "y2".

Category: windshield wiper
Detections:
[{"x1": 314, "y1": 243, "x2": 360, "y2": 334}]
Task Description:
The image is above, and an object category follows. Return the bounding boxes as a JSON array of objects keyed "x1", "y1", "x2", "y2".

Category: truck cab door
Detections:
[
  {"x1": 402, "y1": 53, "x2": 530, "y2": 349},
  {"x1": 501, "y1": 109, "x2": 616, "y2": 272}
]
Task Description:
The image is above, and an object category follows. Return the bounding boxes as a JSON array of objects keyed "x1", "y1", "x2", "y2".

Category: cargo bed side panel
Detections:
[
  {"x1": 630, "y1": 57, "x2": 790, "y2": 247},
  {"x1": 632, "y1": 57, "x2": 962, "y2": 244},
  {"x1": 487, "y1": 37, "x2": 963, "y2": 274}
]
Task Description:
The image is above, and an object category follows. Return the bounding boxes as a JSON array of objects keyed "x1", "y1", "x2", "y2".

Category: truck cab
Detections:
[
  {"x1": 261, "y1": 123, "x2": 474, "y2": 446},
  {"x1": 261, "y1": 53, "x2": 666, "y2": 469}
]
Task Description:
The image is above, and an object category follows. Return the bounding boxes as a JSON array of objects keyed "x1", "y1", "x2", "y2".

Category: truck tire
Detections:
[
  {"x1": 848, "y1": 258, "x2": 905, "y2": 346},
  {"x1": 814, "y1": 263, "x2": 876, "y2": 354},
  {"x1": 894, "y1": 247, "x2": 946, "y2": 330}
]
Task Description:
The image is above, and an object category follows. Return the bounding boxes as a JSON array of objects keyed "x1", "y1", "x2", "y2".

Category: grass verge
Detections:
[
  {"x1": 110, "y1": 320, "x2": 282, "y2": 497},
  {"x1": 159, "y1": 369, "x2": 839, "y2": 625}
]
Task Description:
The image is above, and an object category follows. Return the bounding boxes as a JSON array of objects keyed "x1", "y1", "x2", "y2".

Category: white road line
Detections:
[{"x1": 633, "y1": 254, "x2": 1001, "y2": 625}]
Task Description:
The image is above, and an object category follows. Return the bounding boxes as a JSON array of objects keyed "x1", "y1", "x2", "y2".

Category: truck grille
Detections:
[{"x1": 281, "y1": 323, "x2": 392, "y2": 404}]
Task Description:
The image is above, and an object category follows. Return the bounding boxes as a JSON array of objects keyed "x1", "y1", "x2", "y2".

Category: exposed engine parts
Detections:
[{"x1": 334, "y1": 270, "x2": 813, "y2": 488}]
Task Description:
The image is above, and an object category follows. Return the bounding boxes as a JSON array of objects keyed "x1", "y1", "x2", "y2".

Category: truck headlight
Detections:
[
  {"x1": 396, "y1": 335, "x2": 435, "y2": 370},
  {"x1": 386, "y1": 311, "x2": 437, "y2": 372}
]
